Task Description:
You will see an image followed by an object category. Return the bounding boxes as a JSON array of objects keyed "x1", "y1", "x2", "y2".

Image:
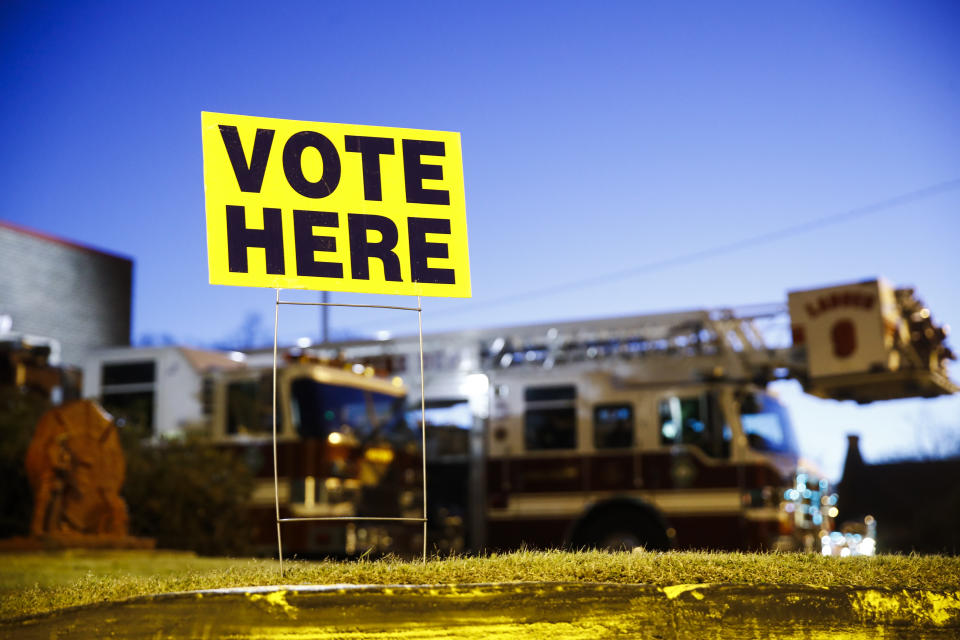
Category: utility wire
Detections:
[{"x1": 361, "y1": 176, "x2": 960, "y2": 330}]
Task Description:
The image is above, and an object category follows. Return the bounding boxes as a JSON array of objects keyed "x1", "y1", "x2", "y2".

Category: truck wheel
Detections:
[{"x1": 576, "y1": 509, "x2": 670, "y2": 552}]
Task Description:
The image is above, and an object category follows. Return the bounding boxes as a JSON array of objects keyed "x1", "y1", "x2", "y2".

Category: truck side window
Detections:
[
  {"x1": 659, "y1": 396, "x2": 703, "y2": 447},
  {"x1": 407, "y1": 398, "x2": 472, "y2": 457},
  {"x1": 524, "y1": 385, "x2": 576, "y2": 450},
  {"x1": 659, "y1": 394, "x2": 729, "y2": 458},
  {"x1": 226, "y1": 379, "x2": 272, "y2": 435},
  {"x1": 738, "y1": 391, "x2": 795, "y2": 454},
  {"x1": 594, "y1": 404, "x2": 633, "y2": 449}
]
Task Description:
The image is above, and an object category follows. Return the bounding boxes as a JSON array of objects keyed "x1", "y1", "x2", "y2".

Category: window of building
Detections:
[
  {"x1": 101, "y1": 360, "x2": 156, "y2": 434},
  {"x1": 524, "y1": 385, "x2": 577, "y2": 451},
  {"x1": 594, "y1": 404, "x2": 634, "y2": 449},
  {"x1": 102, "y1": 361, "x2": 155, "y2": 386}
]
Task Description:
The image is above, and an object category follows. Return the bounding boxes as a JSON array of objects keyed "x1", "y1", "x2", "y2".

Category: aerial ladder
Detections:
[{"x1": 326, "y1": 277, "x2": 955, "y2": 404}]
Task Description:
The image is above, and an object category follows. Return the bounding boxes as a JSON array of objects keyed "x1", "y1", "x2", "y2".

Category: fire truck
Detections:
[
  {"x1": 206, "y1": 359, "x2": 424, "y2": 556},
  {"x1": 84, "y1": 278, "x2": 955, "y2": 556},
  {"x1": 313, "y1": 278, "x2": 955, "y2": 554}
]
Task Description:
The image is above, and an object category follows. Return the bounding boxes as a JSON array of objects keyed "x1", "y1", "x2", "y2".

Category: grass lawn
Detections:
[{"x1": 2, "y1": 549, "x2": 960, "y2": 621}]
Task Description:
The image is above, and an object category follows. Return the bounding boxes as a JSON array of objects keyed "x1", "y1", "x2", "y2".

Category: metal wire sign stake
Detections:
[
  {"x1": 271, "y1": 292, "x2": 430, "y2": 574},
  {"x1": 201, "y1": 112, "x2": 471, "y2": 576}
]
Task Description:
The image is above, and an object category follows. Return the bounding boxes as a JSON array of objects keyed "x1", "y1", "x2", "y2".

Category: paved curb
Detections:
[{"x1": 4, "y1": 582, "x2": 960, "y2": 639}]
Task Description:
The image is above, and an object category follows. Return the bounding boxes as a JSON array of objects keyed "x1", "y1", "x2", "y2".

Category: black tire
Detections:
[{"x1": 573, "y1": 507, "x2": 670, "y2": 552}]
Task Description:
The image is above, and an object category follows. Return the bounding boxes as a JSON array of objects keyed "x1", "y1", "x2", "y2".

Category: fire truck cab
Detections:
[{"x1": 205, "y1": 360, "x2": 424, "y2": 556}]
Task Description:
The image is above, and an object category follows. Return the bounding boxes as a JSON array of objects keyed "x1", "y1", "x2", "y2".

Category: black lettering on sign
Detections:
[
  {"x1": 408, "y1": 217, "x2": 455, "y2": 284},
  {"x1": 282, "y1": 131, "x2": 341, "y2": 198},
  {"x1": 219, "y1": 126, "x2": 275, "y2": 193},
  {"x1": 347, "y1": 214, "x2": 402, "y2": 282},
  {"x1": 293, "y1": 210, "x2": 342, "y2": 278},
  {"x1": 403, "y1": 139, "x2": 450, "y2": 205},
  {"x1": 344, "y1": 135, "x2": 395, "y2": 201},
  {"x1": 226, "y1": 205, "x2": 285, "y2": 274}
]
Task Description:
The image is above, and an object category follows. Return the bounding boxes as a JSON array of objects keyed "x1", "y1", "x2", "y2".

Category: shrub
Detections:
[
  {"x1": 0, "y1": 389, "x2": 50, "y2": 537},
  {"x1": 121, "y1": 430, "x2": 255, "y2": 556}
]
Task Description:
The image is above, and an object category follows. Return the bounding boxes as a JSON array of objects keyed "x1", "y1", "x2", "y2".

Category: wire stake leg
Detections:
[
  {"x1": 273, "y1": 288, "x2": 284, "y2": 577},
  {"x1": 418, "y1": 295, "x2": 427, "y2": 563}
]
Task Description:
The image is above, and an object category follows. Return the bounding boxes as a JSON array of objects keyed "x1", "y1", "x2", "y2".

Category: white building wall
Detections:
[{"x1": 82, "y1": 346, "x2": 206, "y2": 437}]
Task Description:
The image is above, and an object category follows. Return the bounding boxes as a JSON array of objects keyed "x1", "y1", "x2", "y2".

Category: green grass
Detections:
[{"x1": 2, "y1": 549, "x2": 960, "y2": 621}]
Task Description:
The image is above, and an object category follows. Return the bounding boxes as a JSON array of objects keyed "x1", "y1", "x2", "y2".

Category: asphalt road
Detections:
[{"x1": 4, "y1": 582, "x2": 960, "y2": 639}]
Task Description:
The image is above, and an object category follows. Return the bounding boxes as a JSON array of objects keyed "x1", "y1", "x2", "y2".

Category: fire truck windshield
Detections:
[
  {"x1": 290, "y1": 378, "x2": 408, "y2": 442},
  {"x1": 739, "y1": 391, "x2": 799, "y2": 455}
]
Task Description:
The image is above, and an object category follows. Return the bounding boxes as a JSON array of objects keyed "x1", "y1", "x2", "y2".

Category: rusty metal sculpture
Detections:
[{"x1": 25, "y1": 400, "x2": 131, "y2": 539}]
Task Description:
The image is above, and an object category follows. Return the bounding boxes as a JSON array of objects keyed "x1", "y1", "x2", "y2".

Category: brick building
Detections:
[{"x1": 0, "y1": 220, "x2": 132, "y2": 366}]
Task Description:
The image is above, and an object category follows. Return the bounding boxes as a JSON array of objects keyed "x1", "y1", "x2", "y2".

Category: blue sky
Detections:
[{"x1": 2, "y1": 1, "x2": 959, "y2": 479}]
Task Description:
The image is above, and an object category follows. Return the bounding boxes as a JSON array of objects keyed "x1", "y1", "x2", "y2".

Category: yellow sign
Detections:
[{"x1": 202, "y1": 112, "x2": 471, "y2": 297}]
